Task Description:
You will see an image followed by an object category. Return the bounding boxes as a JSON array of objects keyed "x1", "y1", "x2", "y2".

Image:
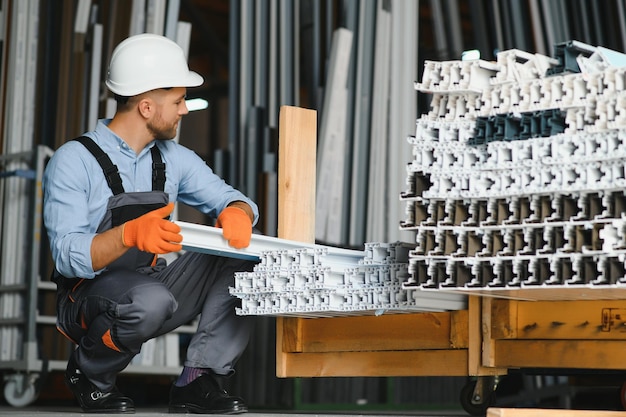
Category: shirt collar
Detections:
[{"x1": 96, "y1": 119, "x2": 157, "y2": 158}]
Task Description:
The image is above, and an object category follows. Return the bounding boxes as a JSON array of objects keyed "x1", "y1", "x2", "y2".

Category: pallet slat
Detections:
[{"x1": 488, "y1": 408, "x2": 626, "y2": 417}]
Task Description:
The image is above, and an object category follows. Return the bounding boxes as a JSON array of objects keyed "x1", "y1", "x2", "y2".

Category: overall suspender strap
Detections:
[
  {"x1": 150, "y1": 145, "x2": 166, "y2": 192},
  {"x1": 75, "y1": 136, "x2": 124, "y2": 195},
  {"x1": 73, "y1": 136, "x2": 166, "y2": 193}
]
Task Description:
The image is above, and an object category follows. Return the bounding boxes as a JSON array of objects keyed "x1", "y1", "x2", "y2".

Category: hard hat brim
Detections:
[{"x1": 105, "y1": 70, "x2": 204, "y2": 97}]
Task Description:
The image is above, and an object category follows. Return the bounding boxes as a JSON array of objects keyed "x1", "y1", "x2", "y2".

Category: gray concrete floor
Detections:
[{"x1": 0, "y1": 407, "x2": 469, "y2": 416}]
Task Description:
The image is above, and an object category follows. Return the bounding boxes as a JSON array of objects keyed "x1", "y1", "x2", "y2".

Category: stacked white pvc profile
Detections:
[
  {"x1": 228, "y1": 241, "x2": 466, "y2": 317},
  {"x1": 402, "y1": 42, "x2": 626, "y2": 301},
  {"x1": 177, "y1": 221, "x2": 465, "y2": 316}
]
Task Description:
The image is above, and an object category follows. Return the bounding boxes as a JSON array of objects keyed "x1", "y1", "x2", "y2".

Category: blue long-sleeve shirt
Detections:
[{"x1": 43, "y1": 119, "x2": 259, "y2": 279}]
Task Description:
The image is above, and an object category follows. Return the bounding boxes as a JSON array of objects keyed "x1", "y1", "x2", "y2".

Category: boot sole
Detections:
[
  {"x1": 169, "y1": 403, "x2": 248, "y2": 414},
  {"x1": 80, "y1": 406, "x2": 135, "y2": 414}
]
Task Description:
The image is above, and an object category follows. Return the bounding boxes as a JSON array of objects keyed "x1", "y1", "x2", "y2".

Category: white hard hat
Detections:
[{"x1": 105, "y1": 33, "x2": 204, "y2": 96}]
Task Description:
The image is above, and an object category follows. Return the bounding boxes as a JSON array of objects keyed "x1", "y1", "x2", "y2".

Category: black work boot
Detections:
[
  {"x1": 65, "y1": 353, "x2": 135, "y2": 414},
  {"x1": 169, "y1": 373, "x2": 247, "y2": 414}
]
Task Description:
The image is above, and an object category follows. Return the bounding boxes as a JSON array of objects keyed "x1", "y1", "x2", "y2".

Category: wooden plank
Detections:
[
  {"x1": 482, "y1": 297, "x2": 497, "y2": 367},
  {"x1": 468, "y1": 296, "x2": 481, "y2": 375},
  {"x1": 276, "y1": 318, "x2": 288, "y2": 377},
  {"x1": 493, "y1": 339, "x2": 626, "y2": 369},
  {"x1": 291, "y1": 312, "x2": 461, "y2": 353},
  {"x1": 277, "y1": 105, "x2": 317, "y2": 243},
  {"x1": 488, "y1": 408, "x2": 626, "y2": 417},
  {"x1": 276, "y1": 106, "x2": 317, "y2": 377},
  {"x1": 469, "y1": 296, "x2": 506, "y2": 376},
  {"x1": 509, "y1": 300, "x2": 626, "y2": 340},
  {"x1": 279, "y1": 349, "x2": 469, "y2": 377},
  {"x1": 280, "y1": 317, "x2": 303, "y2": 353},
  {"x1": 451, "y1": 309, "x2": 469, "y2": 348},
  {"x1": 490, "y1": 298, "x2": 518, "y2": 339}
]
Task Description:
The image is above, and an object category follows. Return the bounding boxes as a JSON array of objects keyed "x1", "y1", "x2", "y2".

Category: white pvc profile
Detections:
[{"x1": 176, "y1": 221, "x2": 362, "y2": 262}]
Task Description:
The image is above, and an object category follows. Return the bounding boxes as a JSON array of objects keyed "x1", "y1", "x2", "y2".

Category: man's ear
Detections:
[{"x1": 137, "y1": 97, "x2": 153, "y2": 118}]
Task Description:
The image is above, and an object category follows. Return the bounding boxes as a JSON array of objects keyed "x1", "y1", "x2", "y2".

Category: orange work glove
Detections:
[
  {"x1": 122, "y1": 202, "x2": 182, "y2": 254},
  {"x1": 216, "y1": 206, "x2": 252, "y2": 249}
]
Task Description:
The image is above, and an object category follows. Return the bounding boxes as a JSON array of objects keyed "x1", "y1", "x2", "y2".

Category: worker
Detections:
[{"x1": 42, "y1": 33, "x2": 258, "y2": 414}]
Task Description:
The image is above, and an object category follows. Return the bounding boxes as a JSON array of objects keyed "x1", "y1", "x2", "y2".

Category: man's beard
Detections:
[{"x1": 147, "y1": 113, "x2": 178, "y2": 140}]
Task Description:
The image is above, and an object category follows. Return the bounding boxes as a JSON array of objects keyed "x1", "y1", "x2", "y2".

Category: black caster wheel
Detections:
[{"x1": 460, "y1": 378, "x2": 496, "y2": 416}]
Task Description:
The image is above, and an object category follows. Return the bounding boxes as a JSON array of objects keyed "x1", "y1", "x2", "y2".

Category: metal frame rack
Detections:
[
  {"x1": 0, "y1": 145, "x2": 53, "y2": 407},
  {"x1": 0, "y1": 1, "x2": 201, "y2": 407}
]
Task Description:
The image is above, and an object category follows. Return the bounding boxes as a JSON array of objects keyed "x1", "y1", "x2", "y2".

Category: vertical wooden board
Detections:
[
  {"x1": 276, "y1": 318, "x2": 288, "y2": 377},
  {"x1": 490, "y1": 299, "x2": 518, "y2": 339},
  {"x1": 450, "y1": 309, "x2": 469, "y2": 348},
  {"x1": 482, "y1": 297, "x2": 496, "y2": 367},
  {"x1": 277, "y1": 105, "x2": 317, "y2": 243},
  {"x1": 468, "y1": 295, "x2": 481, "y2": 375},
  {"x1": 276, "y1": 106, "x2": 317, "y2": 377},
  {"x1": 468, "y1": 296, "x2": 506, "y2": 376},
  {"x1": 281, "y1": 317, "x2": 303, "y2": 353}
]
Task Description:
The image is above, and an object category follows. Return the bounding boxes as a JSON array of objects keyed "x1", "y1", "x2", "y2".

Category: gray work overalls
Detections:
[{"x1": 53, "y1": 137, "x2": 255, "y2": 392}]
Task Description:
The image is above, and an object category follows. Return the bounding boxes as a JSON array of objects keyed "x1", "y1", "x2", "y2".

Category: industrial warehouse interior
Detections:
[{"x1": 3, "y1": 1, "x2": 626, "y2": 416}]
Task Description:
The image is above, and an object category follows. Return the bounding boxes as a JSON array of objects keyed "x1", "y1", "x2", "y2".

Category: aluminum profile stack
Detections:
[
  {"x1": 402, "y1": 41, "x2": 626, "y2": 301},
  {"x1": 230, "y1": 241, "x2": 466, "y2": 317}
]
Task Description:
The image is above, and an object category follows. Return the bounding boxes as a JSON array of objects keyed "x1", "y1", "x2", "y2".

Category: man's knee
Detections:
[{"x1": 119, "y1": 283, "x2": 177, "y2": 338}]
